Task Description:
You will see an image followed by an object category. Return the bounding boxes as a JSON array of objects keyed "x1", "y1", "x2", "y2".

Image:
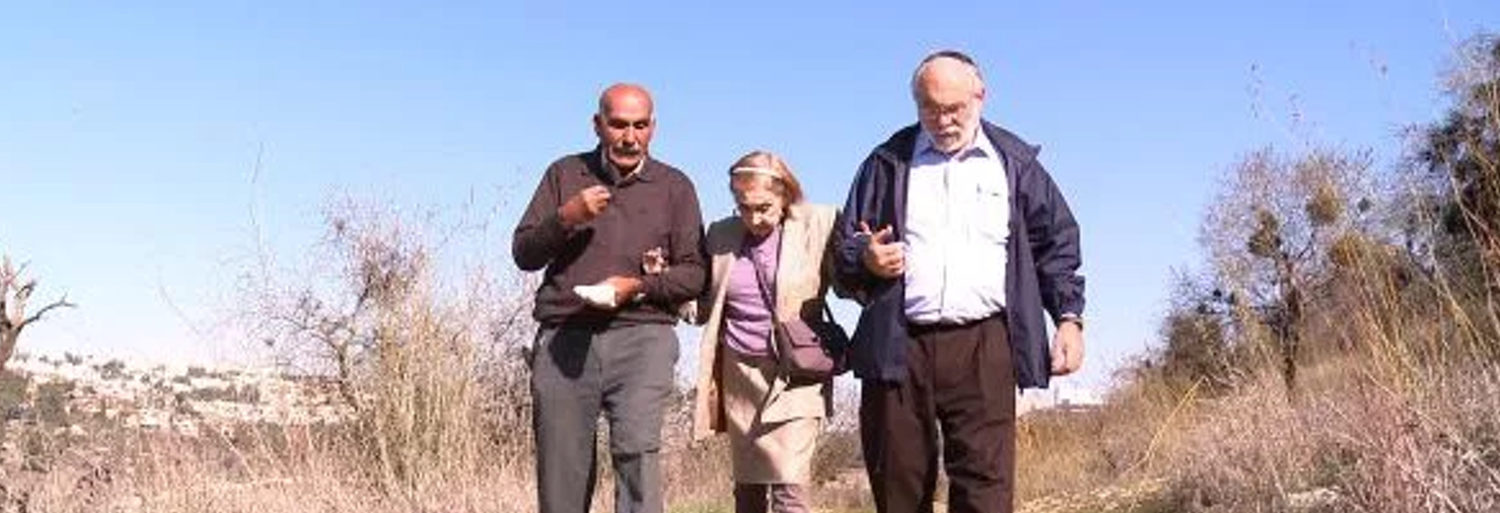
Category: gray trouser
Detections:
[
  {"x1": 734, "y1": 483, "x2": 809, "y2": 513},
  {"x1": 531, "y1": 323, "x2": 679, "y2": 513}
]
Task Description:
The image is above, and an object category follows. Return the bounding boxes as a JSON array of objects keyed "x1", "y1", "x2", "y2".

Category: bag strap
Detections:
[
  {"x1": 745, "y1": 243, "x2": 784, "y2": 361},
  {"x1": 747, "y1": 247, "x2": 779, "y2": 326}
]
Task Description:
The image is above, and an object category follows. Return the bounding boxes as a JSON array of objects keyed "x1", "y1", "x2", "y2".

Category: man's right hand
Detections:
[
  {"x1": 559, "y1": 185, "x2": 612, "y2": 227},
  {"x1": 859, "y1": 221, "x2": 905, "y2": 279}
]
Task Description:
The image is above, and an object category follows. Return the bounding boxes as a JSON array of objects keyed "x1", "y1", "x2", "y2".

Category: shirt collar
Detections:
[
  {"x1": 915, "y1": 126, "x2": 997, "y2": 162},
  {"x1": 596, "y1": 148, "x2": 652, "y2": 184}
]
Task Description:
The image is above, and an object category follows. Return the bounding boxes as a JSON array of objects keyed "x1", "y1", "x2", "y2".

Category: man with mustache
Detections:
[
  {"x1": 833, "y1": 51, "x2": 1087, "y2": 513},
  {"x1": 513, "y1": 83, "x2": 707, "y2": 513}
]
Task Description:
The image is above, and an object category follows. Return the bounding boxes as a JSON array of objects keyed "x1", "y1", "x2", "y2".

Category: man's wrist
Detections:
[
  {"x1": 854, "y1": 231, "x2": 872, "y2": 247},
  {"x1": 854, "y1": 232, "x2": 877, "y2": 271},
  {"x1": 1057, "y1": 313, "x2": 1084, "y2": 330},
  {"x1": 628, "y1": 276, "x2": 649, "y2": 303},
  {"x1": 556, "y1": 205, "x2": 581, "y2": 229}
]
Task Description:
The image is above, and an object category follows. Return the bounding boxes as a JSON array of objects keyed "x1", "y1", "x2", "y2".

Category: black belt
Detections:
[{"x1": 906, "y1": 310, "x2": 1005, "y2": 336}]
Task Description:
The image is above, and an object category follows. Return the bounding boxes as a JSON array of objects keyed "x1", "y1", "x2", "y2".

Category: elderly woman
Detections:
[{"x1": 688, "y1": 150, "x2": 840, "y2": 513}]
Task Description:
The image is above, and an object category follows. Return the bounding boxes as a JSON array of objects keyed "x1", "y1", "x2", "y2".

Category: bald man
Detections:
[
  {"x1": 831, "y1": 51, "x2": 1086, "y2": 513},
  {"x1": 513, "y1": 83, "x2": 706, "y2": 513}
]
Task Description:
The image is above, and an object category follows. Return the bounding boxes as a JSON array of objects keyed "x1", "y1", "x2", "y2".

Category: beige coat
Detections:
[{"x1": 692, "y1": 203, "x2": 838, "y2": 443}]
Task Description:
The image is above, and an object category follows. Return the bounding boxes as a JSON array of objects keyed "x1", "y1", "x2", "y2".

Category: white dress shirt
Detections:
[{"x1": 903, "y1": 128, "x2": 1009, "y2": 325}]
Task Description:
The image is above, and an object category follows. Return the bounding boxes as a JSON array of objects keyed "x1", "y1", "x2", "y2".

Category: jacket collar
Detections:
[
  {"x1": 914, "y1": 126, "x2": 1001, "y2": 162},
  {"x1": 784, "y1": 201, "x2": 810, "y2": 222},
  {"x1": 875, "y1": 120, "x2": 1038, "y2": 168}
]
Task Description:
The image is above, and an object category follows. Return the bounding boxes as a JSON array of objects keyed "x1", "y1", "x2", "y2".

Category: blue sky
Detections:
[{"x1": 2, "y1": 1, "x2": 1497, "y2": 389}]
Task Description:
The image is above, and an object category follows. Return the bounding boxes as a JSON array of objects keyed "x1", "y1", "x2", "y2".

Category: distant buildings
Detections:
[{"x1": 1018, "y1": 383, "x2": 1103, "y2": 416}]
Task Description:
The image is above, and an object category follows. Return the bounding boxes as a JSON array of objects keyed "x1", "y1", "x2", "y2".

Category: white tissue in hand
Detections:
[{"x1": 573, "y1": 284, "x2": 617, "y2": 308}]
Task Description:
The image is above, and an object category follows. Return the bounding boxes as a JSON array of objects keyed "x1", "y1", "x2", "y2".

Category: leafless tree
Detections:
[{"x1": 0, "y1": 256, "x2": 76, "y2": 371}]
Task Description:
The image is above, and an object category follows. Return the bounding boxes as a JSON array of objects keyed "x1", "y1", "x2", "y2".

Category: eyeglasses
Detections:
[{"x1": 918, "y1": 99, "x2": 974, "y2": 121}]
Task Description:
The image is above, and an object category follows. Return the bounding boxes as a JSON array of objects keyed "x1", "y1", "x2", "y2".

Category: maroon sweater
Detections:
[{"x1": 512, "y1": 149, "x2": 707, "y2": 327}]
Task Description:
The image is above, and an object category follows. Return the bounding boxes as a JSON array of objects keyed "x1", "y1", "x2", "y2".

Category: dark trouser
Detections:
[
  {"x1": 860, "y1": 315, "x2": 1016, "y2": 513},
  {"x1": 734, "y1": 483, "x2": 809, "y2": 513},
  {"x1": 531, "y1": 323, "x2": 678, "y2": 513}
]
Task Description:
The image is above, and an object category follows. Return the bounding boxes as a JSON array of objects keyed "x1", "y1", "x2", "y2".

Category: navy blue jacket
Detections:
[{"x1": 832, "y1": 121, "x2": 1085, "y2": 389}]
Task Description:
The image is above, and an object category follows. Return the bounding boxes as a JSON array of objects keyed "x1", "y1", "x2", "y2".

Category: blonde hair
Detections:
[{"x1": 728, "y1": 150, "x2": 804, "y2": 206}]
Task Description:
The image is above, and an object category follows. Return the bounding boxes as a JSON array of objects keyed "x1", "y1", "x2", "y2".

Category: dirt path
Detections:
[{"x1": 1018, "y1": 478, "x2": 1169, "y2": 513}]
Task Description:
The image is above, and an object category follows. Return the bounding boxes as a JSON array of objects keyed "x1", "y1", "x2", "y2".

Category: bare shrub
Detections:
[
  {"x1": 1405, "y1": 34, "x2": 1500, "y2": 361},
  {"x1": 240, "y1": 194, "x2": 537, "y2": 498},
  {"x1": 1201, "y1": 147, "x2": 1379, "y2": 393}
]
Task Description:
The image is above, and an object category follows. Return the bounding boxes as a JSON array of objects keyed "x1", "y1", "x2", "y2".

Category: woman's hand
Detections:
[{"x1": 642, "y1": 246, "x2": 668, "y2": 275}]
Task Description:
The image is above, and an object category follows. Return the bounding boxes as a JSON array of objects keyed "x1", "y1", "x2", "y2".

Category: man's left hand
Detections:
[{"x1": 1050, "y1": 322, "x2": 1084, "y2": 376}]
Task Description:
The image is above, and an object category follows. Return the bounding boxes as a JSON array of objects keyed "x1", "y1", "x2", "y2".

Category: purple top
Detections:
[{"x1": 722, "y1": 226, "x2": 781, "y2": 357}]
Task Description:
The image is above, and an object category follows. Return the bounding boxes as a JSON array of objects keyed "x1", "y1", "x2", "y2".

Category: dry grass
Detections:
[
  {"x1": 1011, "y1": 225, "x2": 1500, "y2": 512},
  {"x1": 0, "y1": 423, "x2": 538, "y2": 513},
  {"x1": 0, "y1": 395, "x2": 850, "y2": 513},
  {"x1": 1015, "y1": 314, "x2": 1500, "y2": 513},
  {"x1": 0, "y1": 373, "x2": 751, "y2": 513},
  {"x1": 1010, "y1": 33, "x2": 1500, "y2": 513}
]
